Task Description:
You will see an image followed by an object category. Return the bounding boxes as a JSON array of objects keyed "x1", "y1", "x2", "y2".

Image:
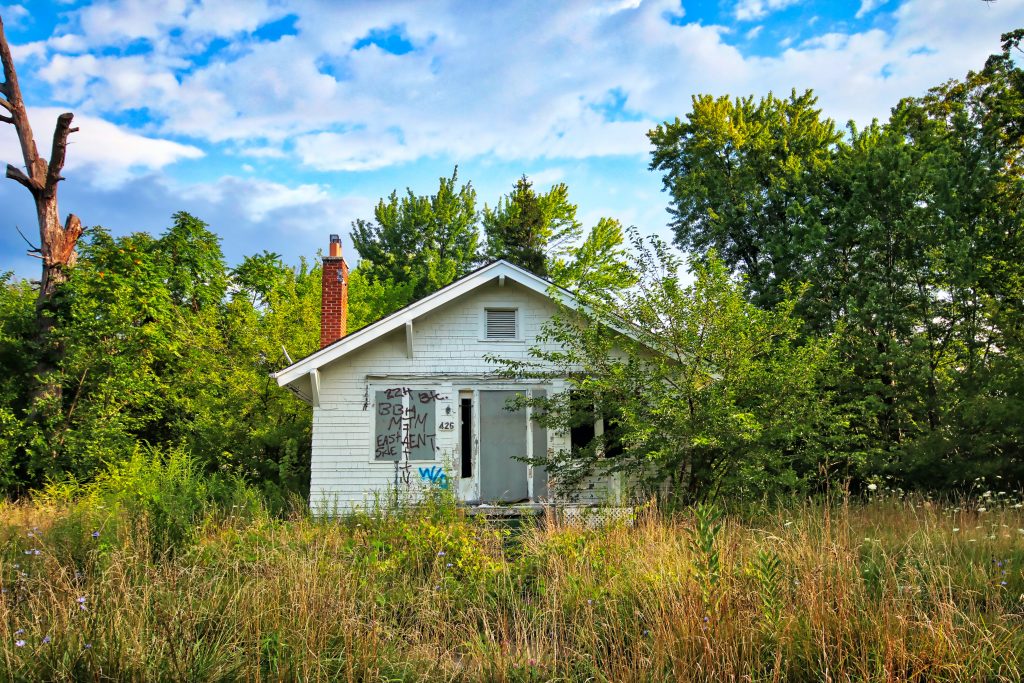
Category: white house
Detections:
[{"x1": 273, "y1": 235, "x2": 619, "y2": 512}]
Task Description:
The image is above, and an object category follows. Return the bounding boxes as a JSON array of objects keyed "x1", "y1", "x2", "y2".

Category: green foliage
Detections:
[
  {"x1": 0, "y1": 275, "x2": 36, "y2": 490},
  {"x1": 688, "y1": 502, "x2": 724, "y2": 614},
  {"x1": 747, "y1": 548, "x2": 784, "y2": 636},
  {"x1": 503, "y1": 237, "x2": 843, "y2": 504},
  {"x1": 548, "y1": 216, "x2": 637, "y2": 294},
  {"x1": 482, "y1": 175, "x2": 582, "y2": 277},
  {"x1": 648, "y1": 32, "x2": 1024, "y2": 492},
  {"x1": 649, "y1": 89, "x2": 841, "y2": 308},
  {"x1": 38, "y1": 446, "x2": 263, "y2": 561},
  {"x1": 0, "y1": 213, "x2": 318, "y2": 501},
  {"x1": 345, "y1": 266, "x2": 418, "y2": 332},
  {"x1": 351, "y1": 166, "x2": 480, "y2": 305}
]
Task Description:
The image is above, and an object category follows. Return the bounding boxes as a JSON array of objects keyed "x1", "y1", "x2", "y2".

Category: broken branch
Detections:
[
  {"x1": 45, "y1": 113, "x2": 76, "y2": 195},
  {"x1": 6, "y1": 162, "x2": 38, "y2": 192},
  {"x1": 15, "y1": 224, "x2": 40, "y2": 252}
]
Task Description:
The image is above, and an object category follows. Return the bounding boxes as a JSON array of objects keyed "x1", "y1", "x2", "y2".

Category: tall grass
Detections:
[{"x1": 2, "y1": 469, "x2": 1023, "y2": 681}]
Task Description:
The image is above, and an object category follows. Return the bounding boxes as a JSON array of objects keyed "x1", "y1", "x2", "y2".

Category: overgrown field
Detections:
[{"x1": 2, "y1": 460, "x2": 1023, "y2": 681}]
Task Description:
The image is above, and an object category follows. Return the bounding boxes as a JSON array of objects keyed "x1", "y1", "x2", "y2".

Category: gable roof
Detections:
[{"x1": 272, "y1": 259, "x2": 575, "y2": 390}]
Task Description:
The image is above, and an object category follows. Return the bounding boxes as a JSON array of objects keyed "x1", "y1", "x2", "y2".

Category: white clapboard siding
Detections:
[{"x1": 304, "y1": 277, "x2": 618, "y2": 512}]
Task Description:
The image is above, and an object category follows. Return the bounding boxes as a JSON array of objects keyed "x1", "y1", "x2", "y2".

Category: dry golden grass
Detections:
[{"x1": 2, "y1": 495, "x2": 1022, "y2": 681}]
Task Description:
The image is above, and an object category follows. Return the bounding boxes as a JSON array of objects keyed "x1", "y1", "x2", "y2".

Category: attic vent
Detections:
[{"x1": 485, "y1": 308, "x2": 517, "y2": 339}]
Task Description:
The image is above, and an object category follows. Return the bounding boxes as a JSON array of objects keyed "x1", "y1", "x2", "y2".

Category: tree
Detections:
[
  {"x1": 1, "y1": 14, "x2": 82, "y2": 303},
  {"x1": 548, "y1": 216, "x2": 637, "y2": 294},
  {"x1": 482, "y1": 176, "x2": 582, "y2": 277},
  {"x1": 649, "y1": 90, "x2": 841, "y2": 308},
  {"x1": 500, "y1": 236, "x2": 841, "y2": 505},
  {"x1": 647, "y1": 31, "x2": 1024, "y2": 491},
  {"x1": 351, "y1": 167, "x2": 479, "y2": 305}
]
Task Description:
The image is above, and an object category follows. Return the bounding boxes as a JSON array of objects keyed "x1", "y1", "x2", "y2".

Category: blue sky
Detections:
[{"x1": 1, "y1": 0, "x2": 1021, "y2": 279}]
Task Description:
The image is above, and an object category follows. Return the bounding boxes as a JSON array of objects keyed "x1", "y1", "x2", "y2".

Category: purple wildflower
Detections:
[
  {"x1": 14, "y1": 629, "x2": 23, "y2": 636},
  {"x1": 42, "y1": 635, "x2": 51, "y2": 644},
  {"x1": 15, "y1": 640, "x2": 25, "y2": 648},
  {"x1": 91, "y1": 531, "x2": 100, "y2": 539},
  {"x1": 437, "y1": 551, "x2": 445, "y2": 557},
  {"x1": 446, "y1": 563, "x2": 452, "y2": 568},
  {"x1": 1001, "y1": 581, "x2": 1008, "y2": 586},
  {"x1": 84, "y1": 643, "x2": 91, "y2": 649},
  {"x1": 77, "y1": 596, "x2": 86, "y2": 603}
]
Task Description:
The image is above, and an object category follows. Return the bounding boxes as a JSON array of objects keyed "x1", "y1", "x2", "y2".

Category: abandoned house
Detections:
[{"x1": 273, "y1": 235, "x2": 619, "y2": 512}]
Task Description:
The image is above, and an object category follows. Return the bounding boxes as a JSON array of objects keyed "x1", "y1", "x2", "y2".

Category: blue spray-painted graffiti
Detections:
[{"x1": 418, "y1": 465, "x2": 448, "y2": 489}]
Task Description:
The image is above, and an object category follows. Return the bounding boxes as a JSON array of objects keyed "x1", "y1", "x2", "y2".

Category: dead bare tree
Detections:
[
  {"x1": 1, "y1": 13, "x2": 82, "y2": 302},
  {"x1": 1, "y1": 12, "x2": 82, "y2": 405}
]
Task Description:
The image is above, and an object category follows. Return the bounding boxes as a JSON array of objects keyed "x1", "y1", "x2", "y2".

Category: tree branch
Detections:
[
  {"x1": 0, "y1": 14, "x2": 44, "y2": 184},
  {"x1": 0, "y1": 113, "x2": 11, "y2": 124},
  {"x1": 45, "y1": 113, "x2": 76, "y2": 196},
  {"x1": 14, "y1": 224, "x2": 40, "y2": 252},
  {"x1": 0, "y1": 97, "x2": 12, "y2": 112},
  {"x1": 6, "y1": 162, "x2": 38, "y2": 192}
]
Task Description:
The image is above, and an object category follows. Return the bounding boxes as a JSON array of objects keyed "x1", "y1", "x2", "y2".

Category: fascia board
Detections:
[{"x1": 273, "y1": 261, "x2": 561, "y2": 387}]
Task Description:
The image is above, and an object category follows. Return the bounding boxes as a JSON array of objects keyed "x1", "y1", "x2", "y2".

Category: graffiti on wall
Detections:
[
  {"x1": 376, "y1": 387, "x2": 450, "y2": 489},
  {"x1": 418, "y1": 465, "x2": 448, "y2": 489}
]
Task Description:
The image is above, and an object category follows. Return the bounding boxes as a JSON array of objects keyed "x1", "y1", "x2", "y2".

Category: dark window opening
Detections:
[
  {"x1": 603, "y1": 410, "x2": 624, "y2": 458},
  {"x1": 460, "y1": 398, "x2": 473, "y2": 478},
  {"x1": 569, "y1": 390, "x2": 596, "y2": 452}
]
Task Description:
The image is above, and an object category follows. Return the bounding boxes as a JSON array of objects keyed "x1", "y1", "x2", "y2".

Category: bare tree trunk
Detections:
[{"x1": 1, "y1": 13, "x2": 82, "y2": 405}]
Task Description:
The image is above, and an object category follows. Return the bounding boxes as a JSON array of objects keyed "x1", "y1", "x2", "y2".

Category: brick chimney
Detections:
[{"x1": 321, "y1": 234, "x2": 349, "y2": 348}]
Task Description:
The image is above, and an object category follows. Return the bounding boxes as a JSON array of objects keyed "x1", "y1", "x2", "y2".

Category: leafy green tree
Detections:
[
  {"x1": 502, "y1": 237, "x2": 843, "y2": 505},
  {"x1": 548, "y1": 217, "x2": 637, "y2": 294},
  {"x1": 482, "y1": 176, "x2": 582, "y2": 277},
  {"x1": 351, "y1": 167, "x2": 479, "y2": 304},
  {"x1": 0, "y1": 214, "x2": 320, "y2": 502},
  {"x1": 161, "y1": 212, "x2": 228, "y2": 312},
  {"x1": 647, "y1": 31, "x2": 1024, "y2": 491},
  {"x1": 346, "y1": 267, "x2": 418, "y2": 332},
  {"x1": 827, "y1": 31, "x2": 1024, "y2": 486},
  {"x1": 0, "y1": 274, "x2": 37, "y2": 492},
  {"x1": 649, "y1": 90, "x2": 841, "y2": 308}
]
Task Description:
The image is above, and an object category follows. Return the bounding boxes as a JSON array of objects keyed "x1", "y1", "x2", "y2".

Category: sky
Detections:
[{"x1": 1, "y1": 0, "x2": 1022, "y2": 280}]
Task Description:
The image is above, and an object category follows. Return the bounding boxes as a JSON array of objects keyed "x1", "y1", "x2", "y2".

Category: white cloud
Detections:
[
  {"x1": 734, "y1": 0, "x2": 801, "y2": 22},
  {"x1": 527, "y1": 168, "x2": 566, "y2": 187},
  {"x1": 236, "y1": 145, "x2": 288, "y2": 159},
  {"x1": 183, "y1": 177, "x2": 332, "y2": 221},
  {"x1": 0, "y1": 4, "x2": 29, "y2": 28},
  {"x1": 0, "y1": 108, "x2": 203, "y2": 188},
  {"x1": 17, "y1": 0, "x2": 1022, "y2": 178},
  {"x1": 856, "y1": 0, "x2": 886, "y2": 19},
  {"x1": 8, "y1": 39, "x2": 46, "y2": 62},
  {"x1": 745, "y1": 25, "x2": 763, "y2": 40}
]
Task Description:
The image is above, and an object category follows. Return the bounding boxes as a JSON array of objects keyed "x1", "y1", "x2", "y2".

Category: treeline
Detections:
[
  {"x1": 1, "y1": 31, "x2": 1021, "y2": 503},
  {"x1": 0, "y1": 213, "x2": 320, "y2": 502},
  {"x1": 0, "y1": 174, "x2": 626, "y2": 499},
  {"x1": 527, "y1": 30, "x2": 1024, "y2": 501}
]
